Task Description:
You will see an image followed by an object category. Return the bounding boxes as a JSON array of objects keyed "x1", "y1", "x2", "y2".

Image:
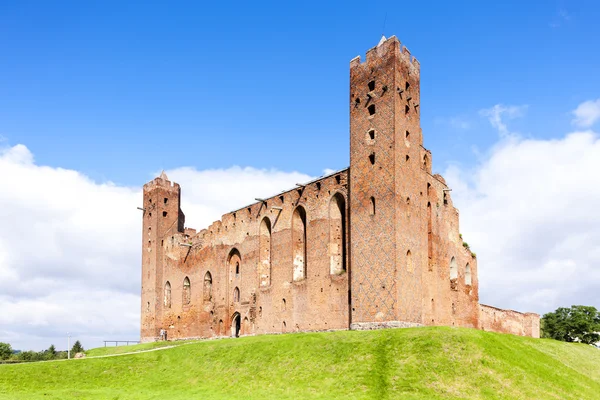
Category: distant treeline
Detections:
[{"x1": 0, "y1": 341, "x2": 84, "y2": 364}]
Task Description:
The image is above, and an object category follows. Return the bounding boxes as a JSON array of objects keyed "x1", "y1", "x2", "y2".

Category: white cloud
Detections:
[
  {"x1": 446, "y1": 110, "x2": 600, "y2": 314},
  {"x1": 0, "y1": 145, "x2": 312, "y2": 350},
  {"x1": 479, "y1": 104, "x2": 528, "y2": 137},
  {"x1": 572, "y1": 99, "x2": 600, "y2": 128},
  {"x1": 434, "y1": 116, "x2": 471, "y2": 130}
]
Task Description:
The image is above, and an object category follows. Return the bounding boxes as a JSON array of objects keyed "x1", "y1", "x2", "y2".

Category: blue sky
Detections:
[{"x1": 1, "y1": 0, "x2": 599, "y2": 184}]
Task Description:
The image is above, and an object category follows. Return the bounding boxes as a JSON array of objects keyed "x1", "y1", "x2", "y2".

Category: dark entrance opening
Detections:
[{"x1": 232, "y1": 313, "x2": 241, "y2": 338}]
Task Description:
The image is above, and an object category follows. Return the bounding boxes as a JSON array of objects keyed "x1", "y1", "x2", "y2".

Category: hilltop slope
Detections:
[{"x1": 0, "y1": 327, "x2": 599, "y2": 399}]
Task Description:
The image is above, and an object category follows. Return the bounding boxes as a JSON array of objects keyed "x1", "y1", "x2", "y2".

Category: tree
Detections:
[
  {"x1": 0, "y1": 343, "x2": 12, "y2": 360},
  {"x1": 45, "y1": 344, "x2": 57, "y2": 360},
  {"x1": 542, "y1": 305, "x2": 600, "y2": 345},
  {"x1": 71, "y1": 340, "x2": 84, "y2": 354}
]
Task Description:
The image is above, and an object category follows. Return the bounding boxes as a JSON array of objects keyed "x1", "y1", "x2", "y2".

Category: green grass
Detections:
[{"x1": 1, "y1": 327, "x2": 598, "y2": 399}]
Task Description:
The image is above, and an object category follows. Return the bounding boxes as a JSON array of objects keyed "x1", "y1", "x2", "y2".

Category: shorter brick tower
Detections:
[{"x1": 140, "y1": 172, "x2": 185, "y2": 340}]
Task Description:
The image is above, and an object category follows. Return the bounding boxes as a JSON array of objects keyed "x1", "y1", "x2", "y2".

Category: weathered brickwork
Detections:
[{"x1": 140, "y1": 36, "x2": 539, "y2": 342}]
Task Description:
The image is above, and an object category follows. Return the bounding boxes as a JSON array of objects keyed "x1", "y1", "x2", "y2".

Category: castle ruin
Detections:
[{"x1": 140, "y1": 36, "x2": 540, "y2": 341}]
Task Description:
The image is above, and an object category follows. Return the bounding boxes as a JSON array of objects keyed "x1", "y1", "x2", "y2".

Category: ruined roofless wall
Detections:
[
  {"x1": 479, "y1": 304, "x2": 540, "y2": 338},
  {"x1": 141, "y1": 170, "x2": 351, "y2": 342}
]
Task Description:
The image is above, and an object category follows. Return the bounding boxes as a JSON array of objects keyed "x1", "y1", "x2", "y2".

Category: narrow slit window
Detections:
[
  {"x1": 370, "y1": 197, "x2": 376, "y2": 215},
  {"x1": 368, "y1": 104, "x2": 376, "y2": 116},
  {"x1": 405, "y1": 105, "x2": 410, "y2": 114},
  {"x1": 369, "y1": 153, "x2": 375, "y2": 165},
  {"x1": 368, "y1": 80, "x2": 375, "y2": 91},
  {"x1": 163, "y1": 211, "x2": 167, "y2": 217},
  {"x1": 406, "y1": 130, "x2": 410, "y2": 139},
  {"x1": 368, "y1": 129, "x2": 375, "y2": 140},
  {"x1": 465, "y1": 263, "x2": 472, "y2": 286}
]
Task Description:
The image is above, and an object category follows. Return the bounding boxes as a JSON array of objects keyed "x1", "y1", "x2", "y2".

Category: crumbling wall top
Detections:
[{"x1": 350, "y1": 35, "x2": 420, "y2": 74}]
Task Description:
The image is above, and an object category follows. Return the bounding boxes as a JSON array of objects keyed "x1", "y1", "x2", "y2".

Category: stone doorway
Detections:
[{"x1": 231, "y1": 312, "x2": 241, "y2": 337}]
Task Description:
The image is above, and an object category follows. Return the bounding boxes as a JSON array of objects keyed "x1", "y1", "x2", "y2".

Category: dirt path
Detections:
[{"x1": 84, "y1": 344, "x2": 181, "y2": 359}]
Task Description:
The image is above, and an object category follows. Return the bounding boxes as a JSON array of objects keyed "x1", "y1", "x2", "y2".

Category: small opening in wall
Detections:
[
  {"x1": 444, "y1": 192, "x2": 448, "y2": 205},
  {"x1": 405, "y1": 130, "x2": 410, "y2": 139},
  {"x1": 406, "y1": 197, "x2": 411, "y2": 206},
  {"x1": 233, "y1": 212, "x2": 236, "y2": 220},
  {"x1": 282, "y1": 298, "x2": 287, "y2": 311},
  {"x1": 427, "y1": 183, "x2": 431, "y2": 195},
  {"x1": 335, "y1": 175, "x2": 341, "y2": 184},
  {"x1": 149, "y1": 212, "x2": 152, "y2": 217},
  {"x1": 370, "y1": 197, "x2": 376, "y2": 215},
  {"x1": 406, "y1": 155, "x2": 410, "y2": 162},
  {"x1": 161, "y1": 240, "x2": 164, "y2": 246},
  {"x1": 368, "y1": 80, "x2": 375, "y2": 91},
  {"x1": 369, "y1": 153, "x2": 375, "y2": 165},
  {"x1": 297, "y1": 188, "x2": 302, "y2": 197},
  {"x1": 236, "y1": 262, "x2": 240, "y2": 276},
  {"x1": 368, "y1": 104, "x2": 376, "y2": 115},
  {"x1": 355, "y1": 97, "x2": 360, "y2": 105},
  {"x1": 148, "y1": 240, "x2": 151, "y2": 247},
  {"x1": 149, "y1": 198, "x2": 152, "y2": 203},
  {"x1": 247, "y1": 207, "x2": 252, "y2": 215},
  {"x1": 406, "y1": 81, "x2": 410, "y2": 91},
  {"x1": 369, "y1": 129, "x2": 375, "y2": 140},
  {"x1": 405, "y1": 105, "x2": 410, "y2": 114},
  {"x1": 163, "y1": 211, "x2": 167, "y2": 217},
  {"x1": 316, "y1": 182, "x2": 321, "y2": 190},
  {"x1": 279, "y1": 195, "x2": 284, "y2": 203},
  {"x1": 147, "y1": 302, "x2": 150, "y2": 312},
  {"x1": 164, "y1": 198, "x2": 168, "y2": 204}
]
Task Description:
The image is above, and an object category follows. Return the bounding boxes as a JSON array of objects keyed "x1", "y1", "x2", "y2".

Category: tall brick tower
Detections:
[
  {"x1": 140, "y1": 171, "x2": 185, "y2": 341},
  {"x1": 349, "y1": 36, "x2": 427, "y2": 327}
]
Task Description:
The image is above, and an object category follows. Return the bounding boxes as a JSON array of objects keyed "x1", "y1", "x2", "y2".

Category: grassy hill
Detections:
[{"x1": 1, "y1": 327, "x2": 599, "y2": 399}]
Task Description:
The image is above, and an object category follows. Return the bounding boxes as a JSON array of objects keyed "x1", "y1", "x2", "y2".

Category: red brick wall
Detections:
[{"x1": 141, "y1": 172, "x2": 350, "y2": 342}]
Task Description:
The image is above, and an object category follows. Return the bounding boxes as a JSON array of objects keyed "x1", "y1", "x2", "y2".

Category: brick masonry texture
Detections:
[{"x1": 140, "y1": 36, "x2": 539, "y2": 342}]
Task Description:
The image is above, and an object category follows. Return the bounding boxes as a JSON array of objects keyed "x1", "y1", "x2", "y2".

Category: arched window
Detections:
[
  {"x1": 164, "y1": 281, "x2": 171, "y2": 308},
  {"x1": 259, "y1": 217, "x2": 272, "y2": 287},
  {"x1": 329, "y1": 194, "x2": 346, "y2": 275},
  {"x1": 203, "y1": 272, "x2": 212, "y2": 302},
  {"x1": 233, "y1": 287, "x2": 240, "y2": 303},
  {"x1": 228, "y1": 248, "x2": 241, "y2": 280},
  {"x1": 465, "y1": 263, "x2": 472, "y2": 286},
  {"x1": 406, "y1": 250, "x2": 413, "y2": 273},
  {"x1": 292, "y1": 206, "x2": 307, "y2": 281},
  {"x1": 183, "y1": 277, "x2": 191, "y2": 305},
  {"x1": 450, "y1": 257, "x2": 458, "y2": 280}
]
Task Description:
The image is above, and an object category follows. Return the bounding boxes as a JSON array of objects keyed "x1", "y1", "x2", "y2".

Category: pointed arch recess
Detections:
[
  {"x1": 329, "y1": 193, "x2": 346, "y2": 275},
  {"x1": 292, "y1": 206, "x2": 307, "y2": 281}
]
